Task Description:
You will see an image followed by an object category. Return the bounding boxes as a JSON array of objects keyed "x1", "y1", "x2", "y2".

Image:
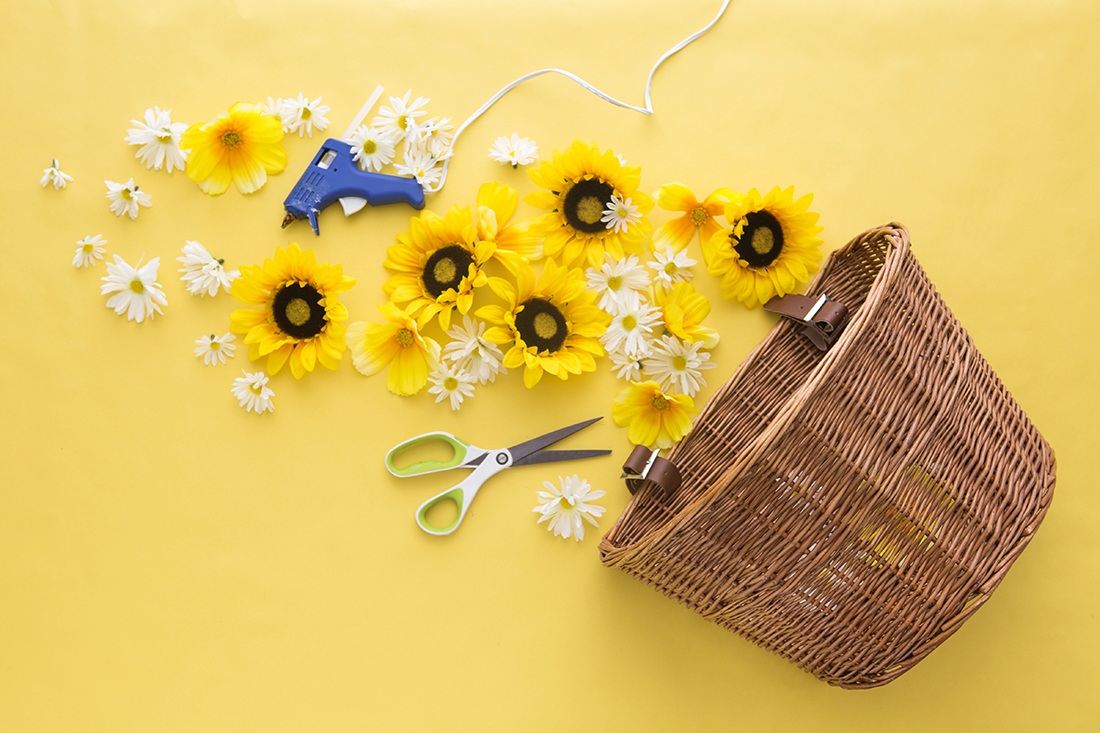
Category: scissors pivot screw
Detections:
[{"x1": 496, "y1": 453, "x2": 509, "y2": 465}]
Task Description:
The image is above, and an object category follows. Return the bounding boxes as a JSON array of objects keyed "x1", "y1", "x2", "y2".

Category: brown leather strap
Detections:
[
  {"x1": 621, "y1": 445, "x2": 682, "y2": 498},
  {"x1": 764, "y1": 293, "x2": 849, "y2": 351}
]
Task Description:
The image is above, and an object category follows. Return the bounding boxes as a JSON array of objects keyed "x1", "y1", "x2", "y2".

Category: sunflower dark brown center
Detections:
[
  {"x1": 515, "y1": 298, "x2": 568, "y2": 353},
  {"x1": 562, "y1": 178, "x2": 615, "y2": 234},
  {"x1": 733, "y1": 210, "x2": 784, "y2": 268},
  {"x1": 423, "y1": 245, "x2": 474, "y2": 298},
  {"x1": 273, "y1": 282, "x2": 326, "y2": 340}
]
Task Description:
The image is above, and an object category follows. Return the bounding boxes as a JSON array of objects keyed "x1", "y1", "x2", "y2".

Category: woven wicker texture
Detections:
[{"x1": 599, "y1": 224, "x2": 1056, "y2": 688}]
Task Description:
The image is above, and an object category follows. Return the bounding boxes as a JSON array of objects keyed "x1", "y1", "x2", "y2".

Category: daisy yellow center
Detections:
[
  {"x1": 576, "y1": 196, "x2": 604, "y2": 225},
  {"x1": 120, "y1": 188, "x2": 133, "y2": 201},
  {"x1": 622, "y1": 315, "x2": 637, "y2": 331},
  {"x1": 690, "y1": 207, "x2": 710, "y2": 226},
  {"x1": 664, "y1": 262, "x2": 678, "y2": 275},
  {"x1": 363, "y1": 139, "x2": 377, "y2": 155},
  {"x1": 211, "y1": 341, "x2": 221, "y2": 350},
  {"x1": 156, "y1": 130, "x2": 173, "y2": 142},
  {"x1": 607, "y1": 276, "x2": 622, "y2": 291},
  {"x1": 672, "y1": 355, "x2": 687, "y2": 370},
  {"x1": 396, "y1": 328, "x2": 415, "y2": 347},
  {"x1": 285, "y1": 298, "x2": 311, "y2": 326},
  {"x1": 82, "y1": 243, "x2": 95, "y2": 252},
  {"x1": 651, "y1": 394, "x2": 669, "y2": 411},
  {"x1": 301, "y1": 107, "x2": 312, "y2": 119},
  {"x1": 250, "y1": 383, "x2": 263, "y2": 395},
  {"x1": 398, "y1": 115, "x2": 409, "y2": 130},
  {"x1": 221, "y1": 130, "x2": 242, "y2": 149},
  {"x1": 560, "y1": 495, "x2": 576, "y2": 508},
  {"x1": 534, "y1": 312, "x2": 559, "y2": 340},
  {"x1": 129, "y1": 279, "x2": 144, "y2": 294},
  {"x1": 444, "y1": 377, "x2": 458, "y2": 391}
]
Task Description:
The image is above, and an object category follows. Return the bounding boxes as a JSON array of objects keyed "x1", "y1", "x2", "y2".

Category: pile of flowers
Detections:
[{"x1": 342, "y1": 90, "x2": 454, "y2": 188}]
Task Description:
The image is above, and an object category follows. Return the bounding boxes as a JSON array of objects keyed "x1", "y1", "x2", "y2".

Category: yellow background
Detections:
[{"x1": 3, "y1": 0, "x2": 1097, "y2": 730}]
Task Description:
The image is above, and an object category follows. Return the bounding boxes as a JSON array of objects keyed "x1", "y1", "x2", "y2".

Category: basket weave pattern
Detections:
[{"x1": 599, "y1": 224, "x2": 1055, "y2": 688}]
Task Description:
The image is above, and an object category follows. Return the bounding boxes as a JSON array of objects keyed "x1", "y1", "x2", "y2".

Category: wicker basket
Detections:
[{"x1": 598, "y1": 223, "x2": 1055, "y2": 688}]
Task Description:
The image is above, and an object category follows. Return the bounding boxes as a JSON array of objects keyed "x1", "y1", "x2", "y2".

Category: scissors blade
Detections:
[
  {"x1": 506, "y1": 416, "x2": 604, "y2": 465},
  {"x1": 511, "y1": 449, "x2": 611, "y2": 467}
]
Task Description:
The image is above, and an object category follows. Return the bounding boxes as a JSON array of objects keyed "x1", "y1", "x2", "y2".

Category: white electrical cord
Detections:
[{"x1": 421, "y1": 0, "x2": 732, "y2": 194}]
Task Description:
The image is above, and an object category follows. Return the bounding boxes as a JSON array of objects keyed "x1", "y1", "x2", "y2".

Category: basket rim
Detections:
[{"x1": 599, "y1": 222, "x2": 913, "y2": 558}]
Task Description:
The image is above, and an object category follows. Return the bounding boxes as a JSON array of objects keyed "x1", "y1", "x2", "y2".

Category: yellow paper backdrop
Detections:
[{"x1": 2, "y1": 0, "x2": 1097, "y2": 730}]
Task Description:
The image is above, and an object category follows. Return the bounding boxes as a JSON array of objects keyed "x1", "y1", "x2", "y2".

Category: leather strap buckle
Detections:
[
  {"x1": 621, "y1": 445, "x2": 682, "y2": 498},
  {"x1": 764, "y1": 293, "x2": 849, "y2": 351}
]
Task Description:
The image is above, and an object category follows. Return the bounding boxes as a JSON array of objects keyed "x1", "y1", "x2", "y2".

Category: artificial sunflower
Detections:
[
  {"x1": 181, "y1": 102, "x2": 287, "y2": 195},
  {"x1": 475, "y1": 182, "x2": 541, "y2": 272},
  {"x1": 652, "y1": 183, "x2": 730, "y2": 252},
  {"x1": 476, "y1": 259, "x2": 608, "y2": 388},
  {"x1": 524, "y1": 139, "x2": 653, "y2": 268},
  {"x1": 229, "y1": 243, "x2": 355, "y2": 379},
  {"x1": 704, "y1": 186, "x2": 823, "y2": 308},
  {"x1": 346, "y1": 302, "x2": 441, "y2": 396},
  {"x1": 612, "y1": 381, "x2": 697, "y2": 450},
  {"x1": 651, "y1": 282, "x2": 720, "y2": 349},
  {"x1": 383, "y1": 204, "x2": 493, "y2": 330}
]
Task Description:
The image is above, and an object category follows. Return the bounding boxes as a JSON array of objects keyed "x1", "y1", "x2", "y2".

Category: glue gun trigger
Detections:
[{"x1": 339, "y1": 197, "x2": 368, "y2": 216}]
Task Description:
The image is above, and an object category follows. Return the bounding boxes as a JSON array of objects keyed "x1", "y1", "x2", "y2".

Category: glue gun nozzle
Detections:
[{"x1": 281, "y1": 212, "x2": 295, "y2": 229}]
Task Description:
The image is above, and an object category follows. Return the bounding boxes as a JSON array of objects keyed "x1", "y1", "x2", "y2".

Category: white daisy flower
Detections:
[
  {"x1": 609, "y1": 351, "x2": 646, "y2": 382},
  {"x1": 372, "y1": 90, "x2": 429, "y2": 143},
  {"x1": 442, "y1": 315, "x2": 508, "y2": 384},
  {"x1": 284, "y1": 93, "x2": 331, "y2": 138},
  {"x1": 427, "y1": 363, "x2": 476, "y2": 411},
  {"x1": 420, "y1": 117, "x2": 454, "y2": 159},
  {"x1": 231, "y1": 369, "x2": 274, "y2": 414},
  {"x1": 177, "y1": 240, "x2": 238, "y2": 297},
  {"x1": 264, "y1": 96, "x2": 294, "y2": 129},
  {"x1": 643, "y1": 334, "x2": 717, "y2": 398},
  {"x1": 72, "y1": 235, "x2": 106, "y2": 269},
  {"x1": 649, "y1": 245, "x2": 697, "y2": 290},
  {"x1": 488, "y1": 133, "x2": 539, "y2": 168},
  {"x1": 105, "y1": 179, "x2": 152, "y2": 220},
  {"x1": 533, "y1": 474, "x2": 606, "y2": 542},
  {"x1": 40, "y1": 159, "x2": 73, "y2": 189},
  {"x1": 347, "y1": 125, "x2": 397, "y2": 172},
  {"x1": 585, "y1": 253, "x2": 650, "y2": 314},
  {"x1": 100, "y1": 255, "x2": 167, "y2": 322},
  {"x1": 601, "y1": 192, "x2": 642, "y2": 234},
  {"x1": 125, "y1": 106, "x2": 189, "y2": 173},
  {"x1": 195, "y1": 332, "x2": 236, "y2": 366},
  {"x1": 394, "y1": 148, "x2": 442, "y2": 188},
  {"x1": 600, "y1": 300, "x2": 661, "y2": 358}
]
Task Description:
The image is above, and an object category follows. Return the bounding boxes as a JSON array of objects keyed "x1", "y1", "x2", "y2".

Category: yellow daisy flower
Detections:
[
  {"x1": 475, "y1": 182, "x2": 542, "y2": 272},
  {"x1": 651, "y1": 183, "x2": 730, "y2": 252},
  {"x1": 346, "y1": 302, "x2": 441, "y2": 397},
  {"x1": 476, "y1": 259, "x2": 608, "y2": 388},
  {"x1": 181, "y1": 102, "x2": 287, "y2": 195},
  {"x1": 524, "y1": 139, "x2": 653, "y2": 268},
  {"x1": 704, "y1": 186, "x2": 824, "y2": 308},
  {"x1": 383, "y1": 204, "x2": 494, "y2": 331},
  {"x1": 651, "y1": 283, "x2": 720, "y2": 349},
  {"x1": 229, "y1": 244, "x2": 355, "y2": 379},
  {"x1": 612, "y1": 381, "x2": 697, "y2": 449}
]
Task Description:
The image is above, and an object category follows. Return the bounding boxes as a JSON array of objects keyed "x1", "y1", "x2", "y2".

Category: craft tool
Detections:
[
  {"x1": 385, "y1": 417, "x2": 611, "y2": 536},
  {"x1": 281, "y1": 85, "x2": 425, "y2": 235}
]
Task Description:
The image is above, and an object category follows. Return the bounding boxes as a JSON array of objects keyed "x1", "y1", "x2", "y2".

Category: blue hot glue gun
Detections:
[{"x1": 280, "y1": 86, "x2": 426, "y2": 235}]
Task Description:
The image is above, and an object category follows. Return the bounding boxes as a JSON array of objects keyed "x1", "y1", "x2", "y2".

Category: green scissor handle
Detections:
[
  {"x1": 414, "y1": 449, "x2": 513, "y2": 536},
  {"x1": 384, "y1": 432, "x2": 472, "y2": 477}
]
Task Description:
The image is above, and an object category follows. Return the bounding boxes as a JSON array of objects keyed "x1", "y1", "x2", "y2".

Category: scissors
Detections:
[{"x1": 385, "y1": 416, "x2": 611, "y2": 535}]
